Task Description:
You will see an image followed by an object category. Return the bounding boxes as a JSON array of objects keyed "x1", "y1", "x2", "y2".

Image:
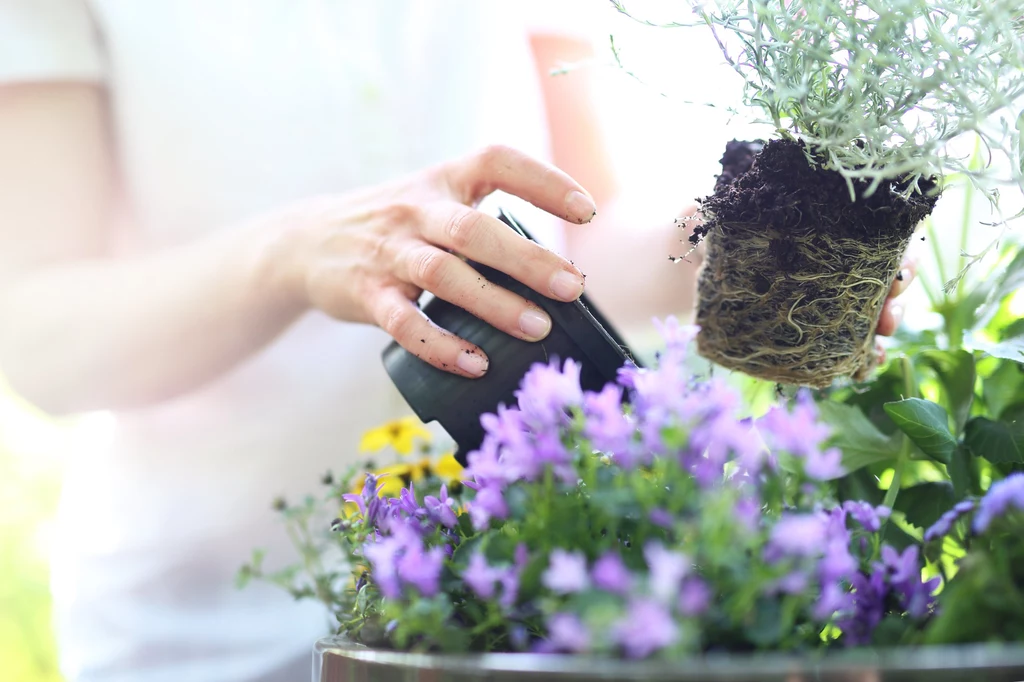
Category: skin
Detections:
[{"x1": 0, "y1": 35, "x2": 910, "y2": 418}]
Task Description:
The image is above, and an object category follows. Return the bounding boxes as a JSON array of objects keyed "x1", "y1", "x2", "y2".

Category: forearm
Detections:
[
  {"x1": 0, "y1": 221, "x2": 303, "y2": 415},
  {"x1": 569, "y1": 198, "x2": 701, "y2": 333}
]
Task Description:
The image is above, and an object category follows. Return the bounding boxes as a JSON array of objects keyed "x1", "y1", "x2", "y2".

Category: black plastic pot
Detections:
[{"x1": 382, "y1": 210, "x2": 639, "y2": 464}]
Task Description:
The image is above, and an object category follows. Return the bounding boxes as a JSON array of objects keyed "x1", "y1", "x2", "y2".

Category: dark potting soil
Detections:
[
  {"x1": 714, "y1": 139, "x2": 764, "y2": 194},
  {"x1": 691, "y1": 138, "x2": 938, "y2": 264}
]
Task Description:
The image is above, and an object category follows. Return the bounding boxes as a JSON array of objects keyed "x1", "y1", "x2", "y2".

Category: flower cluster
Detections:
[
  {"x1": 316, "y1": 319, "x2": 950, "y2": 656},
  {"x1": 248, "y1": 320, "x2": 1024, "y2": 657}
]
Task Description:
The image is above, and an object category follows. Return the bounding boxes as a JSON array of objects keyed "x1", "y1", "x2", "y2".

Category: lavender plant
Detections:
[
  {"x1": 614, "y1": 0, "x2": 1024, "y2": 199},
  {"x1": 608, "y1": 0, "x2": 1024, "y2": 388},
  {"x1": 241, "y1": 318, "x2": 1024, "y2": 656}
]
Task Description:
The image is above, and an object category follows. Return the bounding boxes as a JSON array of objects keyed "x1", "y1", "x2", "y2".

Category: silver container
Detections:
[{"x1": 314, "y1": 637, "x2": 1024, "y2": 682}]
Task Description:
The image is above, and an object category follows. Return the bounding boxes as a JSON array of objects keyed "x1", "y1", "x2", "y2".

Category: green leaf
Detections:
[
  {"x1": 883, "y1": 398, "x2": 957, "y2": 464},
  {"x1": 920, "y1": 350, "x2": 976, "y2": 435},
  {"x1": 880, "y1": 521, "x2": 920, "y2": 552},
  {"x1": 964, "y1": 415, "x2": 1024, "y2": 464},
  {"x1": 983, "y1": 360, "x2": 1024, "y2": 419},
  {"x1": 745, "y1": 597, "x2": 784, "y2": 647},
  {"x1": 973, "y1": 335, "x2": 1024, "y2": 363},
  {"x1": 818, "y1": 401, "x2": 902, "y2": 473},
  {"x1": 893, "y1": 481, "x2": 956, "y2": 529},
  {"x1": 836, "y1": 467, "x2": 885, "y2": 506},
  {"x1": 948, "y1": 445, "x2": 973, "y2": 500}
]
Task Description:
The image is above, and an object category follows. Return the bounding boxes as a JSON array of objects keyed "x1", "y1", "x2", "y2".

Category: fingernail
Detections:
[
  {"x1": 897, "y1": 268, "x2": 913, "y2": 291},
  {"x1": 456, "y1": 349, "x2": 488, "y2": 377},
  {"x1": 889, "y1": 303, "x2": 904, "y2": 326},
  {"x1": 519, "y1": 308, "x2": 552, "y2": 340},
  {"x1": 550, "y1": 270, "x2": 585, "y2": 301},
  {"x1": 565, "y1": 190, "x2": 597, "y2": 223}
]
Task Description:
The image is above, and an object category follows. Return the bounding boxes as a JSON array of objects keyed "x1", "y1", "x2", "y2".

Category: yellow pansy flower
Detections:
[
  {"x1": 358, "y1": 416, "x2": 432, "y2": 456},
  {"x1": 429, "y1": 453, "x2": 465, "y2": 482}
]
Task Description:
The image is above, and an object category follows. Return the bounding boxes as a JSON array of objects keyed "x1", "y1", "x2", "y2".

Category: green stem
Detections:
[
  {"x1": 884, "y1": 356, "x2": 917, "y2": 511},
  {"x1": 954, "y1": 136, "x2": 983, "y2": 303},
  {"x1": 883, "y1": 448, "x2": 907, "y2": 511},
  {"x1": 926, "y1": 217, "x2": 950, "y2": 293}
]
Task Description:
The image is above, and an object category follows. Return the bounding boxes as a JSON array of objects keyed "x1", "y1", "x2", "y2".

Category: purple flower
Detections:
[
  {"x1": 649, "y1": 508, "x2": 674, "y2": 529},
  {"x1": 924, "y1": 499, "x2": 975, "y2": 542},
  {"x1": 583, "y1": 384, "x2": 638, "y2": 465},
  {"x1": 342, "y1": 473, "x2": 387, "y2": 526},
  {"x1": 542, "y1": 549, "x2": 590, "y2": 594},
  {"x1": 545, "y1": 613, "x2": 591, "y2": 653},
  {"x1": 653, "y1": 317, "x2": 700, "y2": 356},
  {"x1": 612, "y1": 598, "x2": 679, "y2": 658},
  {"x1": 973, "y1": 473, "x2": 1024, "y2": 534},
  {"x1": 689, "y1": 413, "x2": 767, "y2": 484},
  {"x1": 468, "y1": 483, "x2": 509, "y2": 530},
  {"x1": 515, "y1": 429, "x2": 574, "y2": 484},
  {"x1": 805, "y1": 446, "x2": 845, "y2": 480},
  {"x1": 881, "y1": 544, "x2": 939, "y2": 619},
  {"x1": 397, "y1": 545, "x2": 444, "y2": 596},
  {"x1": 362, "y1": 523, "x2": 421, "y2": 599},
  {"x1": 734, "y1": 494, "x2": 763, "y2": 533},
  {"x1": 496, "y1": 545, "x2": 529, "y2": 609},
  {"x1": 396, "y1": 484, "x2": 426, "y2": 519},
  {"x1": 362, "y1": 535, "x2": 403, "y2": 599},
  {"x1": 591, "y1": 551, "x2": 633, "y2": 594},
  {"x1": 843, "y1": 501, "x2": 892, "y2": 533},
  {"x1": 424, "y1": 484, "x2": 458, "y2": 529},
  {"x1": 644, "y1": 541, "x2": 689, "y2": 601},
  {"x1": 756, "y1": 392, "x2": 837, "y2": 477},
  {"x1": 813, "y1": 579, "x2": 855, "y2": 622},
  {"x1": 463, "y1": 551, "x2": 501, "y2": 600},
  {"x1": 515, "y1": 358, "x2": 583, "y2": 428},
  {"x1": 839, "y1": 564, "x2": 888, "y2": 645},
  {"x1": 765, "y1": 513, "x2": 828, "y2": 561},
  {"x1": 774, "y1": 570, "x2": 809, "y2": 595},
  {"x1": 678, "y1": 577, "x2": 711, "y2": 616},
  {"x1": 819, "y1": 507, "x2": 856, "y2": 583},
  {"x1": 463, "y1": 546, "x2": 527, "y2": 609},
  {"x1": 463, "y1": 435, "x2": 507, "y2": 487},
  {"x1": 510, "y1": 625, "x2": 529, "y2": 651}
]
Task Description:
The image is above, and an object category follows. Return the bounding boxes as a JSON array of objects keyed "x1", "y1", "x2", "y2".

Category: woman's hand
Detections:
[{"x1": 263, "y1": 145, "x2": 596, "y2": 378}]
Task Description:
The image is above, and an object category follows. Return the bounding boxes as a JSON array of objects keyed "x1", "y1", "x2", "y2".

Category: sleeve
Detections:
[{"x1": 0, "y1": 0, "x2": 105, "y2": 84}]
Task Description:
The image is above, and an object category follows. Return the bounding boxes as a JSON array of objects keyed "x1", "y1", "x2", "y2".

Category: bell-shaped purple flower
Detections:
[
  {"x1": 424, "y1": 484, "x2": 458, "y2": 529},
  {"x1": 542, "y1": 548, "x2": 590, "y2": 594}
]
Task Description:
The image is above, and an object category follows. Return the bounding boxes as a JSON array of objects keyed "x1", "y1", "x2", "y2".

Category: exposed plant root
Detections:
[{"x1": 694, "y1": 139, "x2": 938, "y2": 387}]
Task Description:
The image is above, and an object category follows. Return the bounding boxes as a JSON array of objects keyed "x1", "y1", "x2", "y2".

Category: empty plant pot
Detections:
[{"x1": 382, "y1": 210, "x2": 639, "y2": 463}]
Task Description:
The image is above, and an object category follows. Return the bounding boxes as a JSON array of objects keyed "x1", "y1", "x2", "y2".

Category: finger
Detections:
[
  {"x1": 443, "y1": 144, "x2": 597, "y2": 224},
  {"x1": 420, "y1": 202, "x2": 585, "y2": 303},
  {"x1": 398, "y1": 242, "x2": 554, "y2": 342},
  {"x1": 889, "y1": 261, "x2": 916, "y2": 298},
  {"x1": 372, "y1": 288, "x2": 489, "y2": 378},
  {"x1": 876, "y1": 300, "x2": 904, "y2": 337}
]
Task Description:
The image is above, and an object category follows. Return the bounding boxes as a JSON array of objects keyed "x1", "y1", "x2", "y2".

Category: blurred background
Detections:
[{"x1": 0, "y1": 1, "x2": 1017, "y2": 680}]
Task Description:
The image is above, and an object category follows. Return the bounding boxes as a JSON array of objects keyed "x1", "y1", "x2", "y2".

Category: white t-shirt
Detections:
[{"x1": 0, "y1": 2, "x2": 579, "y2": 680}]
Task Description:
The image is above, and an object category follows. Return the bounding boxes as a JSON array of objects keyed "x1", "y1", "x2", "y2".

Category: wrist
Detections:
[{"x1": 242, "y1": 208, "x2": 311, "y2": 322}]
